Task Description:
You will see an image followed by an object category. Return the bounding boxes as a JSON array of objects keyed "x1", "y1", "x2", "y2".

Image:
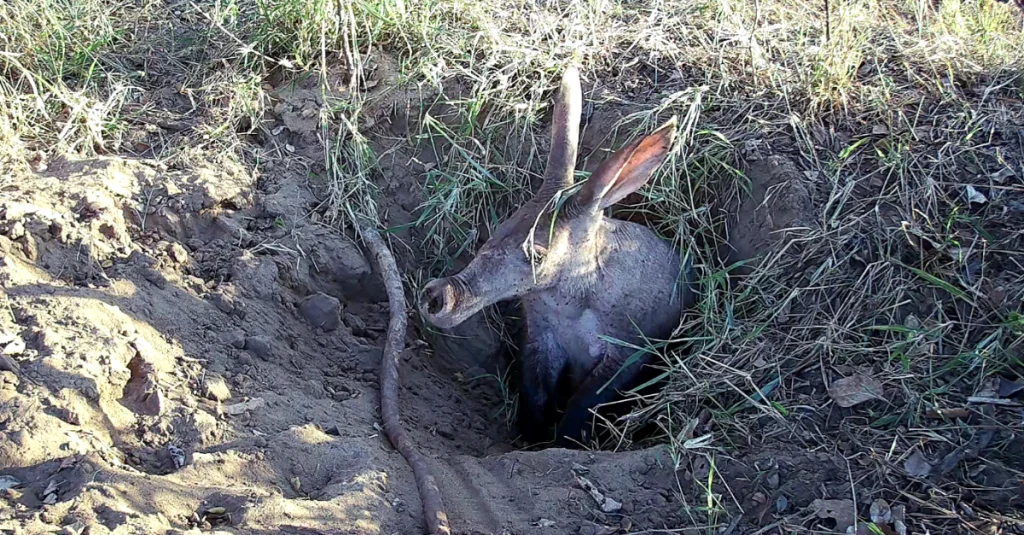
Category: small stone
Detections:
[
  {"x1": 202, "y1": 375, "x2": 232, "y2": 402},
  {"x1": 60, "y1": 523, "x2": 85, "y2": 535},
  {"x1": 208, "y1": 293, "x2": 235, "y2": 315},
  {"x1": 168, "y1": 243, "x2": 189, "y2": 263},
  {"x1": 297, "y1": 293, "x2": 341, "y2": 332},
  {"x1": 766, "y1": 472, "x2": 780, "y2": 489},
  {"x1": 141, "y1": 268, "x2": 167, "y2": 289},
  {"x1": 54, "y1": 407, "x2": 81, "y2": 425},
  {"x1": 245, "y1": 337, "x2": 273, "y2": 360},
  {"x1": 776, "y1": 495, "x2": 789, "y2": 513},
  {"x1": 141, "y1": 388, "x2": 167, "y2": 416},
  {"x1": 219, "y1": 330, "x2": 246, "y2": 349},
  {"x1": 1, "y1": 371, "x2": 18, "y2": 388},
  {"x1": 2, "y1": 339, "x2": 25, "y2": 356},
  {"x1": 344, "y1": 312, "x2": 367, "y2": 336},
  {"x1": 223, "y1": 398, "x2": 265, "y2": 416}
]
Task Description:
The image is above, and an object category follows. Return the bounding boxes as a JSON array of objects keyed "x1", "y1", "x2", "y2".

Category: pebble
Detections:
[
  {"x1": 208, "y1": 293, "x2": 235, "y2": 315},
  {"x1": 1, "y1": 371, "x2": 18, "y2": 388},
  {"x1": 344, "y1": 312, "x2": 367, "y2": 336},
  {"x1": 2, "y1": 339, "x2": 25, "y2": 356},
  {"x1": 219, "y1": 330, "x2": 246, "y2": 349},
  {"x1": 245, "y1": 336, "x2": 273, "y2": 360},
  {"x1": 223, "y1": 397, "x2": 265, "y2": 416},
  {"x1": 54, "y1": 406, "x2": 82, "y2": 425},
  {"x1": 141, "y1": 268, "x2": 167, "y2": 289},
  {"x1": 297, "y1": 293, "x2": 341, "y2": 332},
  {"x1": 168, "y1": 242, "x2": 189, "y2": 264}
]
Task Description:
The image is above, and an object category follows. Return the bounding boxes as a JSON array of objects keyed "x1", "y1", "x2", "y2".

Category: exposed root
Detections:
[{"x1": 358, "y1": 224, "x2": 452, "y2": 535}]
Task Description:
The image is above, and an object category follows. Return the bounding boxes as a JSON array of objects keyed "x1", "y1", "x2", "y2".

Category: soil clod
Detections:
[
  {"x1": 202, "y1": 375, "x2": 232, "y2": 402},
  {"x1": 297, "y1": 292, "x2": 342, "y2": 331}
]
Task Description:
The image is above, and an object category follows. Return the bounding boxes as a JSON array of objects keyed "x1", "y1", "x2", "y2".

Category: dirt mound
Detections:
[{"x1": 0, "y1": 146, "x2": 717, "y2": 534}]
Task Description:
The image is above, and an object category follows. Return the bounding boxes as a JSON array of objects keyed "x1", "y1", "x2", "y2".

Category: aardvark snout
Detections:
[{"x1": 419, "y1": 278, "x2": 458, "y2": 326}]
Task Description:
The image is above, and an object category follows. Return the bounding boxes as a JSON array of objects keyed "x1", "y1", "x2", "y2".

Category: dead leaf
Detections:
[
  {"x1": 870, "y1": 499, "x2": 892, "y2": 523},
  {"x1": 904, "y1": 450, "x2": 932, "y2": 478},
  {"x1": 990, "y1": 167, "x2": 1015, "y2": 183},
  {"x1": 997, "y1": 378, "x2": 1024, "y2": 398},
  {"x1": 576, "y1": 475, "x2": 622, "y2": 513},
  {"x1": 810, "y1": 498, "x2": 855, "y2": 533},
  {"x1": 829, "y1": 374, "x2": 884, "y2": 407},
  {"x1": 965, "y1": 185, "x2": 987, "y2": 204}
]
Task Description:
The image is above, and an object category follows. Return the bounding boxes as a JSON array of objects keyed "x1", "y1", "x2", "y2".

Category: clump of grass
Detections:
[{"x1": 0, "y1": 0, "x2": 133, "y2": 164}]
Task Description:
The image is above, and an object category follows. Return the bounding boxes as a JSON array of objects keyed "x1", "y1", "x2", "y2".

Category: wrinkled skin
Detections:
[{"x1": 419, "y1": 65, "x2": 694, "y2": 447}]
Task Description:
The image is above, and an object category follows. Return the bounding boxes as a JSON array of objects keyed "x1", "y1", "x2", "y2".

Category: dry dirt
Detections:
[{"x1": 0, "y1": 71, "x2": 1021, "y2": 535}]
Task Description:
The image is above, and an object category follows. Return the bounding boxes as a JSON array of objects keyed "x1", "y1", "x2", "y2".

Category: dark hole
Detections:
[{"x1": 426, "y1": 293, "x2": 443, "y2": 315}]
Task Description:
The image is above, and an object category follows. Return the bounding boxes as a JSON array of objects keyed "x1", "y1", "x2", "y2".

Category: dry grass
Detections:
[{"x1": 3, "y1": 0, "x2": 1023, "y2": 532}]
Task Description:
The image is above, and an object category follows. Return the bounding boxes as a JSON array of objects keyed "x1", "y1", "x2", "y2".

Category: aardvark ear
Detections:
[
  {"x1": 575, "y1": 116, "x2": 678, "y2": 212},
  {"x1": 540, "y1": 64, "x2": 583, "y2": 197}
]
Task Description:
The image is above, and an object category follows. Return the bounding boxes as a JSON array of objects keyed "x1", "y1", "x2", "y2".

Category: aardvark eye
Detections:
[
  {"x1": 520, "y1": 240, "x2": 547, "y2": 264},
  {"x1": 529, "y1": 244, "x2": 547, "y2": 263}
]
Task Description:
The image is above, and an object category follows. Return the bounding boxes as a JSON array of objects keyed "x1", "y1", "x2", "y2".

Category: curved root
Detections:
[{"x1": 358, "y1": 224, "x2": 451, "y2": 535}]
